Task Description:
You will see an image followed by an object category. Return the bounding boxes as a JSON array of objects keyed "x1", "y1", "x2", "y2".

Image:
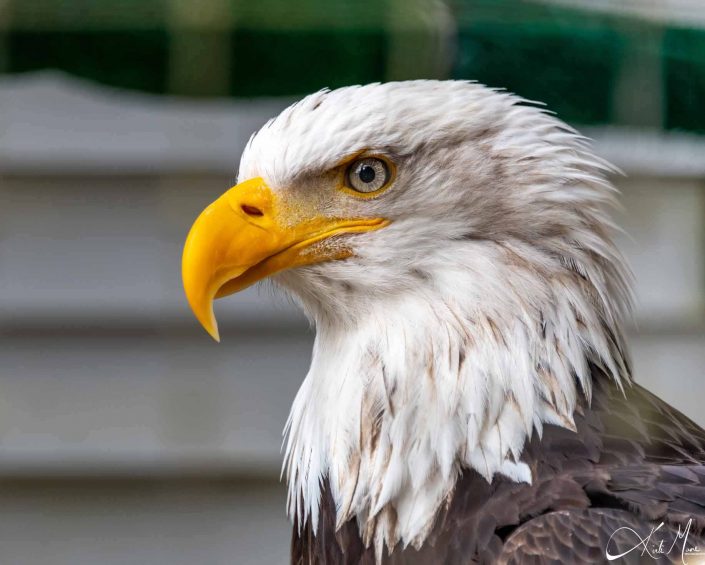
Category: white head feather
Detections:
[{"x1": 238, "y1": 80, "x2": 632, "y2": 555}]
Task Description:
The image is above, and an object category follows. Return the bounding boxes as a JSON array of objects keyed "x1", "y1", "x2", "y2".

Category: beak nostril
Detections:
[{"x1": 241, "y1": 204, "x2": 264, "y2": 217}]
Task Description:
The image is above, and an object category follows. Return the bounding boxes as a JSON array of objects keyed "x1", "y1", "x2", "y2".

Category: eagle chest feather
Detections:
[{"x1": 292, "y1": 371, "x2": 705, "y2": 564}]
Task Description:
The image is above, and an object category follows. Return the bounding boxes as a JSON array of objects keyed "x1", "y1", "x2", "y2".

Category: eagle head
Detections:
[{"x1": 181, "y1": 80, "x2": 632, "y2": 551}]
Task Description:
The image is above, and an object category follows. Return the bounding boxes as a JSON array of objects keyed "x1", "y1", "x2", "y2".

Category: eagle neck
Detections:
[{"x1": 281, "y1": 278, "x2": 628, "y2": 555}]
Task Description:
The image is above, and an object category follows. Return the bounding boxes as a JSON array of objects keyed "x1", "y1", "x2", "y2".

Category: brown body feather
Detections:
[{"x1": 292, "y1": 369, "x2": 705, "y2": 564}]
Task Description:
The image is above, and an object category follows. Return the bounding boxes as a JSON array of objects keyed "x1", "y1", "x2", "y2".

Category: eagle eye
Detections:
[{"x1": 345, "y1": 157, "x2": 391, "y2": 194}]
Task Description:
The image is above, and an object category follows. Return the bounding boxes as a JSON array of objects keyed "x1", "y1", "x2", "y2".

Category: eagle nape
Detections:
[{"x1": 182, "y1": 80, "x2": 705, "y2": 564}]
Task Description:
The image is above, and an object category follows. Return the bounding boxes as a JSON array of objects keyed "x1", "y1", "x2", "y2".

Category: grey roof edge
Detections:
[{"x1": 1, "y1": 72, "x2": 705, "y2": 177}]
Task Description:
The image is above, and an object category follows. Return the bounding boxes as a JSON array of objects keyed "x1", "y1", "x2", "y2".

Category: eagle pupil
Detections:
[{"x1": 359, "y1": 165, "x2": 376, "y2": 183}]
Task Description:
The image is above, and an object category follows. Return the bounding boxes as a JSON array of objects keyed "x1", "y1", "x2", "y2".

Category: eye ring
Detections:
[{"x1": 345, "y1": 157, "x2": 392, "y2": 195}]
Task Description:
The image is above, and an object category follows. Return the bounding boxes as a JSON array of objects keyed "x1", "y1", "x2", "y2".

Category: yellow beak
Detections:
[{"x1": 181, "y1": 177, "x2": 388, "y2": 341}]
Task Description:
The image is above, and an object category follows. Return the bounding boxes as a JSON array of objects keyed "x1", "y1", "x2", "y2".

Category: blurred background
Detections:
[{"x1": 0, "y1": 0, "x2": 704, "y2": 563}]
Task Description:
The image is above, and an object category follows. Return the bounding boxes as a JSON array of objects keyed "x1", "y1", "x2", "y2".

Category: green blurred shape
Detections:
[
  {"x1": 664, "y1": 27, "x2": 705, "y2": 134},
  {"x1": 230, "y1": 28, "x2": 386, "y2": 97},
  {"x1": 453, "y1": 11, "x2": 624, "y2": 125},
  {"x1": 8, "y1": 30, "x2": 169, "y2": 93},
  {"x1": 169, "y1": 30, "x2": 232, "y2": 97},
  {"x1": 9, "y1": 0, "x2": 166, "y2": 31},
  {"x1": 225, "y1": 0, "x2": 388, "y2": 32}
]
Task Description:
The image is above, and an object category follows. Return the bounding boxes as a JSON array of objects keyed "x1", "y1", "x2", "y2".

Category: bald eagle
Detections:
[{"x1": 182, "y1": 81, "x2": 705, "y2": 564}]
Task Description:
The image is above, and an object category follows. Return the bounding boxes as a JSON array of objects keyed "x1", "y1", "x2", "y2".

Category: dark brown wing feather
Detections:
[
  {"x1": 497, "y1": 508, "x2": 692, "y2": 564},
  {"x1": 292, "y1": 370, "x2": 705, "y2": 564}
]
